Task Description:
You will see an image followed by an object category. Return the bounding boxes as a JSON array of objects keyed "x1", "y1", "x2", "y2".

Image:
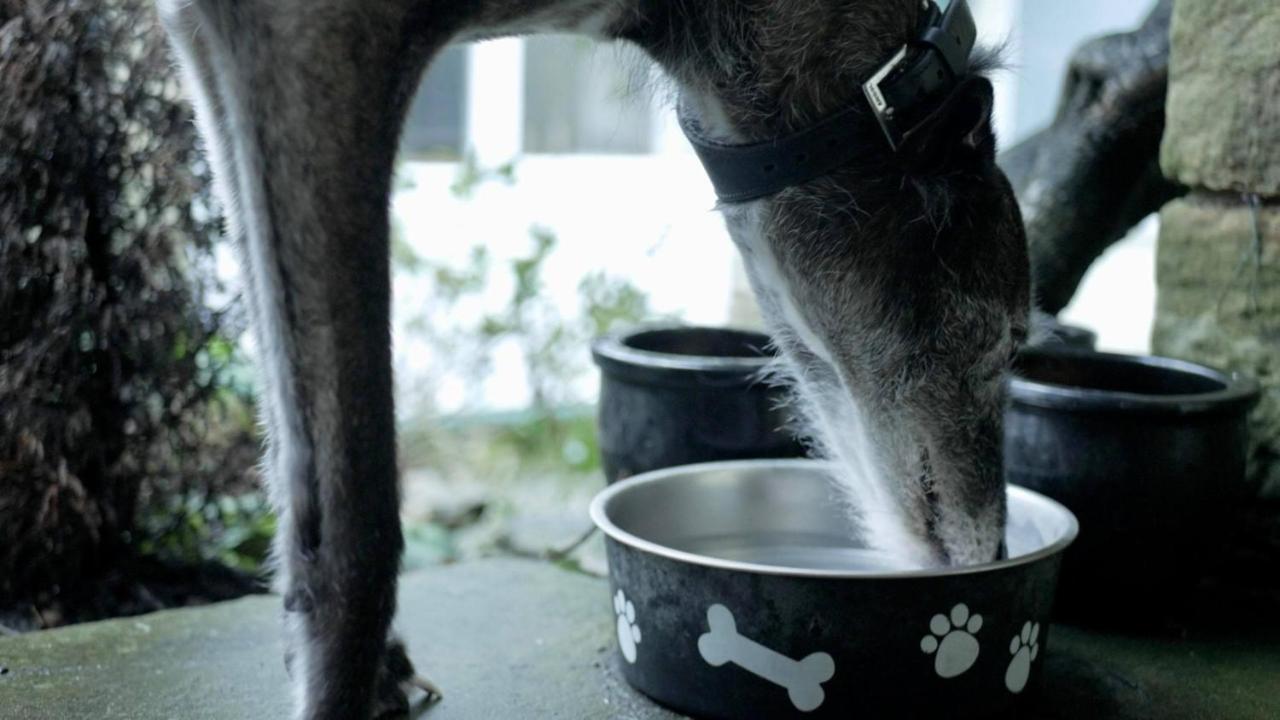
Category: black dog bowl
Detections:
[
  {"x1": 1005, "y1": 347, "x2": 1259, "y2": 621},
  {"x1": 590, "y1": 460, "x2": 1077, "y2": 719},
  {"x1": 592, "y1": 325, "x2": 805, "y2": 483}
]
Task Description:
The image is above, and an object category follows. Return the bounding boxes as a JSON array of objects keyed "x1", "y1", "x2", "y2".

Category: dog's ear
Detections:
[{"x1": 900, "y1": 75, "x2": 996, "y2": 169}]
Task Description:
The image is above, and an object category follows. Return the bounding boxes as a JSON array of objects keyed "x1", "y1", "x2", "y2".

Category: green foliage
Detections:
[
  {"x1": 0, "y1": 0, "x2": 263, "y2": 612},
  {"x1": 448, "y1": 150, "x2": 517, "y2": 199},
  {"x1": 435, "y1": 246, "x2": 491, "y2": 304},
  {"x1": 394, "y1": 157, "x2": 674, "y2": 483},
  {"x1": 138, "y1": 491, "x2": 275, "y2": 573},
  {"x1": 397, "y1": 407, "x2": 602, "y2": 573},
  {"x1": 392, "y1": 233, "x2": 426, "y2": 274},
  {"x1": 402, "y1": 406, "x2": 601, "y2": 475},
  {"x1": 580, "y1": 271, "x2": 657, "y2": 338},
  {"x1": 402, "y1": 521, "x2": 459, "y2": 568}
]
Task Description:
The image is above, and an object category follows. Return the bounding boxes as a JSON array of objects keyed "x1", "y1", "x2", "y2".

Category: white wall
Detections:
[{"x1": 390, "y1": 3, "x2": 1164, "y2": 414}]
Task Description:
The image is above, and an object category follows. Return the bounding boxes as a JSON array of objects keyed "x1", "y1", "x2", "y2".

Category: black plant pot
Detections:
[
  {"x1": 592, "y1": 325, "x2": 806, "y2": 483},
  {"x1": 1004, "y1": 347, "x2": 1260, "y2": 623}
]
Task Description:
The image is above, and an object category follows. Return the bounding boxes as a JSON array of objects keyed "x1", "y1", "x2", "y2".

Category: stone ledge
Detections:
[
  {"x1": 1155, "y1": 196, "x2": 1280, "y2": 316},
  {"x1": 1154, "y1": 196, "x2": 1280, "y2": 497},
  {"x1": 0, "y1": 557, "x2": 1277, "y2": 719},
  {"x1": 0, "y1": 559, "x2": 679, "y2": 720}
]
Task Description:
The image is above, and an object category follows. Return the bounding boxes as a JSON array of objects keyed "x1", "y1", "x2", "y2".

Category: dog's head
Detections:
[{"x1": 613, "y1": 0, "x2": 1030, "y2": 566}]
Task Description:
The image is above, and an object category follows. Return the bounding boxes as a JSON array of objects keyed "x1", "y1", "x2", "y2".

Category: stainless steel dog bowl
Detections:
[{"x1": 590, "y1": 459, "x2": 1078, "y2": 719}]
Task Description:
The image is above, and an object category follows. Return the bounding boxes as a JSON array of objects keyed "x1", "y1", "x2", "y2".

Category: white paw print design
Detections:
[
  {"x1": 919, "y1": 603, "x2": 982, "y2": 678},
  {"x1": 1004, "y1": 621, "x2": 1041, "y2": 693},
  {"x1": 614, "y1": 589, "x2": 642, "y2": 663}
]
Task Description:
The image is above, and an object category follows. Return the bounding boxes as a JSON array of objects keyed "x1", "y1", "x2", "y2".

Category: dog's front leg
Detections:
[{"x1": 157, "y1": 2, "x2": 450, "y2": 717}]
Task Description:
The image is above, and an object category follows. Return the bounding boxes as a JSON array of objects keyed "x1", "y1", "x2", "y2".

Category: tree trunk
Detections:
[{"x1": 999, "y1": 0, "x2": 1184, "y2": 315}]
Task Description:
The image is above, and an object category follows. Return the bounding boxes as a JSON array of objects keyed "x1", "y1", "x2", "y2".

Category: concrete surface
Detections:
[
  {"x1": 0, "y1": 559, "x2": 676, "y2": 720},
  {"x1": 1, "y1": 558, "x2": 1277, "y2": 719}
]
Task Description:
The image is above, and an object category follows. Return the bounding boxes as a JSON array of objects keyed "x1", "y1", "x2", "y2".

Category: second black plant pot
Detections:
[
  {"x1": 1004, "y1": 347, "x2": 1260, "y2": 624},
  {"x1": 592, "y1": 325, "x2": 806, "y2": 483}
]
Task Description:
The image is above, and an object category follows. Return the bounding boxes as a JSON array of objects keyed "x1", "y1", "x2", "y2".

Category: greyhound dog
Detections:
[{"x1": 157, "y1": 0, "x2": 1028, "y2": 717}]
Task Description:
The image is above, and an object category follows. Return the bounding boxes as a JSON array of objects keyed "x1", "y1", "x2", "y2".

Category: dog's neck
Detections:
[
  {"x1": 615, "y1": 0, "x2": 923, "y2": 142},
  {"x1": 609, "y1": 1, "x2": 1024, "y2": 568}
]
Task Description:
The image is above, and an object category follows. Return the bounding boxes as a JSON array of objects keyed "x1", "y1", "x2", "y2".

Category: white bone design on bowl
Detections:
[{"x1": 697, "y1": 604, "x2": 836, "y2": 712}]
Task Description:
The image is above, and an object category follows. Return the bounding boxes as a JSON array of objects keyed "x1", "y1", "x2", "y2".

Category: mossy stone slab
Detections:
[
  {"x1": 0, "y1": 558, "x2": 677, "y2": 720},
  {"x1": 1, "y1": 557, "x2": 1276, "y2": 719}
]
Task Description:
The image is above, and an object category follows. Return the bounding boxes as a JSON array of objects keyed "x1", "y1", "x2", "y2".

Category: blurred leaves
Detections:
[
  {"x1": 448, "y1": 151, "x2": 517, "y2": 199},
  {"x1": 0, "y1": 0, "x2": 261, "y2": 620},
  {"x1": 393, "y1": 158, "x2": 673, "y2": 481},
  {"x1": 138, "y1": 492, "x2": 275, "y2": 573}
]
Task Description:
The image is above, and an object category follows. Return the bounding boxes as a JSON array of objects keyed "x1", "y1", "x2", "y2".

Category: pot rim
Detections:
[
  {"x1": 591, "y1": 324, "x2": 774, "y2": 379},
  {"x1": 589, "y1": 458, "x2": 1078, "y2": 580},
  {"x1": 1009, "y1": 347, "x2": 1260, "y2": 415}
]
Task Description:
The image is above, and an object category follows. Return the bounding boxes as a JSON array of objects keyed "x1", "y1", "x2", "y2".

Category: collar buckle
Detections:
[
  {"x1": 861, "y1": 0, "x2": 976, "y2": 151},
  {"x1": 862, "y1": 45, "x2": 911, "y2": 151}
]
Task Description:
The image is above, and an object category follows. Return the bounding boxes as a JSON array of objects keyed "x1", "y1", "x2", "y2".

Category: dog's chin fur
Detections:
[{"x1": 730, "y1": 199, "x2": 937, "y2": 571}]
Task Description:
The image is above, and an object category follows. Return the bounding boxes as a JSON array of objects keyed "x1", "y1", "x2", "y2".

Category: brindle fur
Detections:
[{"x1": 156, "y1": 1, "x2": 1028, "y2": 717}]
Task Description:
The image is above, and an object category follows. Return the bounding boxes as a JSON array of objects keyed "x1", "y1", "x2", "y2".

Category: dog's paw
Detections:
[{"x1": 372, "y1": 638, "x2": 441, "y2": 719}]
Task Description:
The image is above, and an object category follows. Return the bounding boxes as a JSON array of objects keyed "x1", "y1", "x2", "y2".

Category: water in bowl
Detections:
[
  {"x1": 662, "y1": 497, "x2": 1058, "y2": 574},
  {"x1": 670, "y1": 530, "x2": 914, "y2": 572}
]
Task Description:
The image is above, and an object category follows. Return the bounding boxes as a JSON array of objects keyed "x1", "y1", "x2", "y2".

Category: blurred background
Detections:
[
  {"x1": 0, "y1": 0, "x2": 1164, "y2": 627},
  {"x1": 383, "y1": 1, "x2": 1155, "y2": 420},
  {"x1": 384, "y1": 0, "x2": 1164, "y2": 572}
]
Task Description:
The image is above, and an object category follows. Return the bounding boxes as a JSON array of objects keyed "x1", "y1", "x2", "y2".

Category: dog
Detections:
[{"x1": 157, "y1": 0, "x2": 1028, "y2": 717}]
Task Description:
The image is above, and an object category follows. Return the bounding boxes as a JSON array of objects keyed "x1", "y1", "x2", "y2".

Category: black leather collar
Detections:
[{"x1": 680, "y1": 0, "x2": 977, "y2": 204}]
